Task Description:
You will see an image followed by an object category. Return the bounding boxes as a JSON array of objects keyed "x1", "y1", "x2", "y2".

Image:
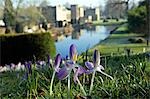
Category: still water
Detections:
[{"x1": 55, "y1": 25, "x2": 116, "y2": 58}]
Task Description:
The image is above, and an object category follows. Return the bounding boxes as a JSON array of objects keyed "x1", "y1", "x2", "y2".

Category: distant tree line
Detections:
[{"x1": 2, "y1": 0, "x2": 45, "y2": 33}]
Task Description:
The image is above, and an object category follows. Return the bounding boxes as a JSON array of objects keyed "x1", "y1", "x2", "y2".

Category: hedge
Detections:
[{"x1": 0, "y1": 33, "x2": 56, "y2": 65}]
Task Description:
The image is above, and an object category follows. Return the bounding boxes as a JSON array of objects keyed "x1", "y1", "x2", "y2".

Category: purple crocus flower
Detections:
[
  {"x1": 73, "y1": 66, "x2": 87, "y2": 83},
  {"x1": 85, "y1": 50, "x2": 113, "y2": 79},
  {"x1": 54, "y1": 54, "x2": 61, "y2": 72},
  {"x1": 47, "y1": 54, "x2": 51, "y2": 65},
  {"x1": 85, "y1": 50, "x2": 103, "y2": 73},
  {"x1": 57, "y1": 67, "x2": 70, "y2": 80},
  {"x1": 49, "y1": 54, "x2": 62, "y2": 95},
  {"x1": 70, "y1": 44, "x2": 78, "y2": 62},
  {"x1": 57, "y1": 44, "x2": 79, "y2": 80},
  {"x1": 25, "y1": 61, "x2": 32, "y2": 74},
  {"x1": 88, "y1": 50, "x2": 113, "y2": 95},
  {"x1": 57, "y1": 60, "x2": 86, "y2": 81},
  {"x1": 57, "y1": 44, "x2": 87, "y2": 96},
  {"x1": 85, "y1": 61, "x2": 104, "y2": 74},
  {"x1": 57, "y1": 44, "x2": 87, "y2": 82},
  {"x1": 56, "y1": 61, "x2": 73, "y2": 80},
  {"x1": 10, "y1": 63, "x2": 16, "y2": 70},
  {"x1": 36, "y1": 61, "x2": 46, "y2": 69}
]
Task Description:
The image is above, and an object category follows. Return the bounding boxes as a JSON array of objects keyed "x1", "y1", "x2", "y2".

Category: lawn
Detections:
[
  {"x1": 89, "y1": 24, "x2": 150, "y2": 56},
  {"x1": 92, "y1": 19, "x2": 127, "y2": 26},
  {"x1": 0, "y1": 53, "x2": 150, "y2": 98}
]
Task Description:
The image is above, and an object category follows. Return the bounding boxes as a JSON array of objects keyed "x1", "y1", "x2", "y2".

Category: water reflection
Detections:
[
  {"x1": 72, "y1": 29, "x2": 82, "y2": 39},
  {"x1": 55, "y1": 25, "x2": 117, "y2": 58}
]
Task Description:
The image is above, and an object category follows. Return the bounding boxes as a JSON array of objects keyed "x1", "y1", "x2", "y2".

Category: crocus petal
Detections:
[
  {"x1": 65, "y1": 61, "x2": 74, "y2": 68},
  {"x1": 70, "y1": 44, "x2": 77, "y2": 61},
  {"x1": 73, "y1": 69, "x2": 79, "y2": 83},
  {"x1": 93, "y1": 50, "x2": 100, "y2": 66},
  {"x1": 95, "y1": 65, "x2": 104, "y2": 72},
  {"x1": 10, "y1": 63, "x2": 16, "y2": 70},
  {"x1": 55, "y1": 67, "x2": 60, "y2": 73},
  {"x1": 73, "y1": 66, "x2": 86, "y2": 83},
  {"x1": 85, "y1": 69, "x2": 94, "y2": 74},
  {"x1": 85, "y1": 62, "x2": 94, "y2": 70},
  {"x1": 36, "y1": 61, "x2": 41, "y2": 65},
  {"x1": 47, "y1": 54, "x2": 51, "y2": 64},
  {"x1": 25, "y1": 62, "x2": 32, "y2": 74},
  {"x1": 57, "y1": 67, "x2": 69, "y2": 80},
  {"x1": 54, "y1": 54, "x2": 61, "y2": 70},
  {"x1": 77, "y1": 66, "x2": 87, "y2": 75}
]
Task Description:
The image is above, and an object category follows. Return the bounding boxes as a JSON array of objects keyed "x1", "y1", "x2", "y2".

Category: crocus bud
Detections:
[
  {"x1": 54, "y1": 54, "x2": 61, "y2": 72},
  {"x1": 93, "y1": 50, "x2": 100, "y2": 66},
  {"x1": 70, "y1": 44, "x2": 78, "y2": 62},
  {"x1": 47, "y1": 54, "x2": 51, "y2": 64}
]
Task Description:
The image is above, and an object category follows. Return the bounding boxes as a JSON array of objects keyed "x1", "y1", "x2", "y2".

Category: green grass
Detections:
[
  {"x1": 90, "y1": 24, "x2": 149, "y2": 56},
  {"x1": 0, "y1": 54, "x2": 150, "y2": 98},
  {"x1": 0, "y1": 71, "x2": 25, "y2": 98},
  {"x1": 92, "y1": 19, "x2": 127, "y2": 26},
  {"x1": 90, "y1": 44, "x2": 149, "y2": 56}
]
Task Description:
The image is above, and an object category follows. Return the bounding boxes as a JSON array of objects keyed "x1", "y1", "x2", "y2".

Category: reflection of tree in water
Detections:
[
  {"x1": 72, "y1": 26, "x2": 96, "y2": 39},
  {"x1": 72, "y1": 28, "x2": 80, "y2": 39},
  {"x1": 85, "y1": 26, "x2": 96, "y2": 32}
]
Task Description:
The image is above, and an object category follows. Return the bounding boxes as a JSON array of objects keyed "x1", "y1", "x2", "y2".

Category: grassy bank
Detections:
[
  {"x1": 89, "y1": 24, "x2": 150, "y2": 56},
  {"x1": 92, "y1": 19, "x2": 127, "y2": 26},
  {"x1": 0, "y1": 54, "x2": 150, "y2": 98}
]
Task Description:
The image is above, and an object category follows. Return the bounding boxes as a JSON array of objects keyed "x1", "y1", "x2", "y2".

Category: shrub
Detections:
[
  {"x1": 128, "y1": 1, "x2": 146, "y2": 34},
  {"x1": 0, "y1": 32, "x2": 56, "y2": 65},
  {"x1": 15, "y1": 22, "x2": 24, "y2": 33}
]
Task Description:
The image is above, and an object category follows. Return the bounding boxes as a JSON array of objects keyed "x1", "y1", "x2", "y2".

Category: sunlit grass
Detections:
[
  {"x1": 90, "y1": 23, "x2": 149, "y2": 56},
  {"x1": 92, "y1": 19, "x2": 127, "y2": 25},
  {"x1": 0, "y1": 54, "x2": 150, "y2": 98},
  {"x1": 90, "y1": 44, "x2": 149, "y2": 55}
]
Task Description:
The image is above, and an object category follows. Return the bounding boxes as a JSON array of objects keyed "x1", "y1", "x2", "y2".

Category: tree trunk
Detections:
[{"x1": 146, "y1": 0, "x2": 150, "y2": 43}]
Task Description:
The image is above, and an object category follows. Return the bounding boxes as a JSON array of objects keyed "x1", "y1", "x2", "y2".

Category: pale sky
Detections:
[
  {"x1": 49, "y1": 0, "x2": 104, "y2": 7},
  {"x1": 45, "y1": 0, "x2": 141, "y2": 7},
  {"x1": 10, "y1": 0, "x2": 142, "y2": 8}
]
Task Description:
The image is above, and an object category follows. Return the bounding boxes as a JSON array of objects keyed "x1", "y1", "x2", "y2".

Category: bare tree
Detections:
[
  {"x1": 39, "y1": 0, "x2": 50, "y2": 7},
  {"x1": 0, "y1": 0, "x2": 4, "y2": 19},
  {"x1": 104, "y1": 0, "x2": 127, "y2": 18}
]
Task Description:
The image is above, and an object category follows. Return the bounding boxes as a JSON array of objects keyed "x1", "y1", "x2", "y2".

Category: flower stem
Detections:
[
  {"x1": 50, "y1": 71, "x2": 56, "y2": 96},
  {"x1": 68, "y1": 75, "x2": 71, "y2": 99},
  {"x1": 89, "y1": 70, "x2": 96, "y2": 95},
  {"x1": 100, "y1": 70, "x2": 113, "y2": 80},
  {"x1": 76, "y1": 77, "x2": 87, "y2": 96}
]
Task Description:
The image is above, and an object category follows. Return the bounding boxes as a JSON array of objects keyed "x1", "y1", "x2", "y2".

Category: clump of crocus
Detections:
[
  {"x1": 50, "y1": 54, "x2": 61, "y2": 95},
  {"x1": 57, "y1": 44, "x2": 87, "y2": 97},
  {"x1": 25, "y1": 61, "x2": 32, "y2": 75},
  {"x1": 85, "y1": 50, "x2": 113, "y2": 95}
]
